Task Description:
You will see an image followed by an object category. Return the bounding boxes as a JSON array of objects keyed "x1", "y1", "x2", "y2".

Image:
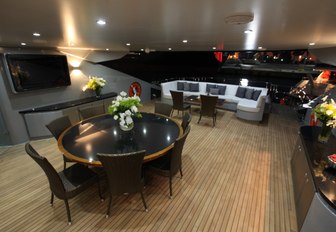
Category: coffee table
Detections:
[{"x1": 184, "y1": 95, "x2": 226, "y2": 109}]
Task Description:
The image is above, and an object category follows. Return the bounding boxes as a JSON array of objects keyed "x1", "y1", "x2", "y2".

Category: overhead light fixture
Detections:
[
  {"x1": 244, "y1": 29, "x2": 253, "y2": 34},
  {"x1": 140, "y1": 48, "x2": 144, "y2": 51},
  {"x1": 168, "y1": 48, "x2": 172, "y2": 51},
  {"x1": 309, "y1": 42, "x2": 316, "y2": 46},
  {"x1": 105, "y1": 48, "x2": 109, "y2": 51},
  {"x1": 258, "y1": 46, "x2": 263, "y2": 50},
  {"x1": 126, "y1": 43, "x2": 131, "y2": 46},
  {"x1": 182, "y1": 40, "x2": 188, "y2": 43},
  {"x1": 225, "y1": 13, "x2": 254, "y2": 25},
  {"x1": 96, "y1": 19, "x2": 106, "y2": 25},
  {"x1": 212, "y1": 47, "x2": 217, "y2": 50},
  {"x1": 21, "y1": 42, "x2": 26, "y2": 46},
  {"x1": 33, "y1": 32, "x2": 40, "y2": 37}
]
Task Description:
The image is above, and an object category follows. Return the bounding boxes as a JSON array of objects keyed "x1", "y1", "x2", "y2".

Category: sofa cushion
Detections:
[
  {"x1": 244, "y1": 88, "x2": 254, "y2": 99},
  {"x1": 177, "y1": 81, "x2": 184, "y2": 91},
  {"x1": 184, "y1": 82, "x2": 191, "y2": 91},
  {"x1": 209, "y1": 88, "x2": 219, "y2": 95},
  {"x1": 217, "y1": 85, "x2": 226, "y2": 95},
  {"x1": 235, "y1": 87, "x2": 247, "y2": 98},
  {"x1": 206, "y1": 84, "x2": 217, "y2": 93},
  {"x1": 190, "y1": 83, "x2": 199, "y2": 92},
  {"x1": 237, "y1": 99, "x2": 260, "y2": 113},
  {"x1": 252, "y1": 90, "x2": 262, "y2": 101}
]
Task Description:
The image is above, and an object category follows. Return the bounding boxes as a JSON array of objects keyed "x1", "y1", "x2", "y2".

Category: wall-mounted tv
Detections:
[{"x1": 5, "y1": 54, "x2": 71, "y2": 93}]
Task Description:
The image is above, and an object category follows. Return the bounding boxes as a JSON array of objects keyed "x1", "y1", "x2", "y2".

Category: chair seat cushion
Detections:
[
  {"x1": 147, "y1": 155, "x2": 170, "y2": 177},
  {"x1": 60, "y1": 164, "x2": 98, "y2": 193}
]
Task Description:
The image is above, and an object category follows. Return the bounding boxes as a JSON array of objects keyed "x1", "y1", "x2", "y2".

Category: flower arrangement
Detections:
[
  {"x1": 313, "y1": 96, "x2": 336, "y2": 143},
  {"x1": 313, "y1": 96, "x2": 336, "y2": 127},
  {"x1": 82, "y1": 76, "x2": 107, "y2": 96},
  {"x1": 108, "y1": 91, "x2": 142, "y2": 129}
]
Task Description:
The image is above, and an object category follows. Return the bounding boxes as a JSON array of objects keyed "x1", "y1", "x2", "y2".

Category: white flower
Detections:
[
  {"x1": 114, "y1": 101, "x2": 120, "y2": 107},
  {"x1": 125, "y1": 116, "x2": 133, "y2": 125},
  {"x1": 131, "y1": 105, "x2": 138, "y2": 113},
  {"x1": 119, "y1": 112, "x2": 125, "y2": 118},
  {"x1": 125, "y1": 110, "x2": 132, "y2": 116},
  {"x1": 120, "y1": 91, "x2": 127, "y2": 97},
  {"x1": 119, "y1": 120, "x2": 125, "y2": 126},
  {"x1": 326, "y1": 110, "x2": 333, "y2": 116},
  {"x1": 116, "y1": 96, "x2": 122, "y2": 101},
  {"x1": 113, "y1": 115, "x2": 119, "y2": 120}
]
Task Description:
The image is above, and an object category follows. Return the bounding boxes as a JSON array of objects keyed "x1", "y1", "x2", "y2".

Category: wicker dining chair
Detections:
[
  {"x1": 181, "y1": 112, "x2": 192, "y2": 132},
  {"x1": 97, "y1": 150, "x2": 148, "y2": 218},
  {"x1": 154, "y1": 102, "x2": 173, "y2": 117},
  {"x1": 79, "y1": 105, "x2": 105, "y2": 120},
  {"x1": 170, "y1": 90, "x2": 191, "y2": 117},
  {"x1": 25, "y1": 143, "x2": 103, "y2": 225},
  {"x1": 147, "y1": 125, "x2": 190, "y2": 198},
  {"x1": 198, "y1": 95, "x2": 218, "y2": 127},
  {"x1": 46, "y1": 115, "x2": 73, "y2": 169}
]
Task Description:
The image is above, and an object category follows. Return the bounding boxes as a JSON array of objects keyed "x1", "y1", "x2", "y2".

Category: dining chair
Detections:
[
  {"x1": 97, "y1": 150, "x2": 148, "y2": 218},
  {"x1": 181, "y1": 112, "x2": 192, "y2": 132},
  {"x1": 154, "y1": 102, "x2": 173, "y2": 117},
  {"x1": 79, "y1": 105, "x2": 105, "y2": 120},
  {"x1": 170, "y1": 90, "x2": 191, "y2": 117},
  {"x1": 45, "y1": 115, "x2": 74, "y2": 169},
  {"x1": 25, "y1": 143, "x2": 103, "y2": 225},
  {"x1": 198, "y1": 95, "x2": 218, "y2": 127},
  {"x1": 147, "y1": 125, "x2": 190, "y2": 199}
]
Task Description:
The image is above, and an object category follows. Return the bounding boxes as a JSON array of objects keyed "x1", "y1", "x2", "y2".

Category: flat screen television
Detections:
[{"x1": 5, "y1": 54, "x2": 71, "y2": 93}]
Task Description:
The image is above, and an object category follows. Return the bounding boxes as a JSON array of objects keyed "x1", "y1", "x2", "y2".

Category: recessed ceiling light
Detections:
[
  {"x1": 309, "y1": 42, "x2": 315, "y2": 46},
  {"x1": 140, "y1": 48, "x2": 144, "y2": 51},
  {"x1": 168, "y1": 48, "x2": 172, "y2": 51},
  {"x1": 182, "y1": 40, "x2": 188, "y2": 43},
  {"x1": 96, "y1": 19, "x2": 106, "y2": 25},
  {"x1": 244, "y1": 29, "x2": 253, "y2": 34},
  {"x1": 21, "y1": 42, "x2": 26, "y2": 46},
  {"x1": 105, "y1": 48, "x2": 109, "y2": 51},
  {"x1": 258, "y1": 46, "x2": 263, "y2": 49},
  {"x1": 33, "y1": 32, "x2": 40, "y2": 37},
  {"x1": 126, "y1": 43, "x2": 131, "y2": 46},
  {"x1": 212, "y1": 47, "x2": 217, "y2": 50}
]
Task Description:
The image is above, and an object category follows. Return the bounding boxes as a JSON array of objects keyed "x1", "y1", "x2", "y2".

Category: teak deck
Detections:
[{"x1": 0, "y1": 102, "x2": 299, "y2": 232}]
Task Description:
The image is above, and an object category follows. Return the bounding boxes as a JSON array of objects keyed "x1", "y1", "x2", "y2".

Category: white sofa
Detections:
[{"x1": 161, "y1": 80, "x2": 268, "y2": 122}]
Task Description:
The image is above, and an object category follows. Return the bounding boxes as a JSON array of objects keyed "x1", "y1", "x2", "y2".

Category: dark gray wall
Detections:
[{"x1": 0, "y1": 48, "x2": 154, "y2": 146}]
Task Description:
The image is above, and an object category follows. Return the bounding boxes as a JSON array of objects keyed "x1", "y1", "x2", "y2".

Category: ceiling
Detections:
[{"x1": 0, "y1": 0, "x2": 336, "y2": 52}]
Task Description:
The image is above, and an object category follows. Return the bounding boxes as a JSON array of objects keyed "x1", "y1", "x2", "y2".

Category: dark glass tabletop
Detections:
[{"x1": 58, "y1": 112, "x2": 182, "y2": 166}]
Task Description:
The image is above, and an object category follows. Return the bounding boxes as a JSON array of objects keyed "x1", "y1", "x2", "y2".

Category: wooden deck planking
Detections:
[{"x1": 0, "y1": 103, "x2": 299, "y2": 232}]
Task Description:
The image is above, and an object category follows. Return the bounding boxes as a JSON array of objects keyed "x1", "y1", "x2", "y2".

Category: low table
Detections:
[{"x1": 184, "y1": 95, "x2": 226, "y2": 110}]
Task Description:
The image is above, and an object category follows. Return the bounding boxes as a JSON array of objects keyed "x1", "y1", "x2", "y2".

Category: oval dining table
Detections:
[{"x1": 57, "y1": 112, "x2": 183, "y2": 166}]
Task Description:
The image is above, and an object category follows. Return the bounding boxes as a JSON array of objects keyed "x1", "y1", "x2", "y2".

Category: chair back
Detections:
[
  {"x1": 25, "y1": 143, "x2": 66, "y2": 198},
  {"x1": 154, "y1": 102, "x2": 172, "y2": 117},
  {"x1": 170, "y1": 90, "x2": 184, "y2": 110},
  {"x1": 97, "y1": 150, "x2": 146, "y2": 195},
  {"x1": 79, "y1": 105, "x2": 105, "y2": 120},
  {"x1": 170, "y1": 125, "x2": 190, "y2": 176},
  {"x1": 181, "y1": 112, "x2": 192, "y2": 132},
  {"x1": 46, "y1": 115, "x2": 72, "y2": 139},
  {"x1": 200, "y1": 95, "x2": 218, "y2": 117}
]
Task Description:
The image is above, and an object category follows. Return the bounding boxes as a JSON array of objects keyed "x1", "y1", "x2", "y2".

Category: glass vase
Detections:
[
  {"x1": 318, "y1": 122, "x2": 332, "y2": 143},
  {"x1": 120, "y1": 122, "x2": 134, "y2": 131},
  {"x1": 95, "y1": 88, "x2": 102, "y2": 98}
]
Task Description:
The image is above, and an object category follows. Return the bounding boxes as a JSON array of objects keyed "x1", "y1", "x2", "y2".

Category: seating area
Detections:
[
  {"x1": 161, "y1": 80, "x2": 269, "y2": 122},
  {"x1": 0, "y1": 102, "x2": 299, "y2": 231}
]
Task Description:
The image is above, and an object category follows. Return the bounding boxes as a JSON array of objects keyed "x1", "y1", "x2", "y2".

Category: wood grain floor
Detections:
[{"x1": 0, "y1": 103, "x2": 299, "y2": 232}]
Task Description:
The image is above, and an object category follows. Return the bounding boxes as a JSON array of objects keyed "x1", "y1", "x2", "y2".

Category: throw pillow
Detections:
[
  {"x1": 244, "y1": 88, "x2": 254, "y2": 99},
  {"x1": 184, "y1": 82, "x2": 191, "y2": 91},
  {"x1": 217, "y1": 85, "x2": 227, "y2": 95},
  {"x1": 206, "y1": 84, "x2": 217, "y2": 93},
  {"x1": 177, "y1": 81, "x2": 184, "y2": 91},
  {"x1": 190, "y1": 83, "x2": 199, "y2": 92},
  {"x1": 209, "y1": 88, "x2": 219, "y2": 95},
  {"x1": 252, "y1": 90, "x2": 262, "y2": 101},
  {"x1": 235, "y1": 87, "x2": 247, "y2": 98}
]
